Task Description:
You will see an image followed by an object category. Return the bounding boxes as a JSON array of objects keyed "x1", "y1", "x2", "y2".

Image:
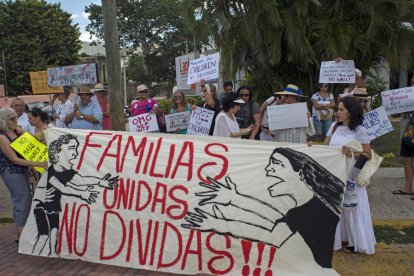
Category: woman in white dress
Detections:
[
  {"x1": 213, "y1": 94, "x2": 252, "y2": 138},
  {"x1": 324, "y1": 96, "x2": 376, "y2": 254}
]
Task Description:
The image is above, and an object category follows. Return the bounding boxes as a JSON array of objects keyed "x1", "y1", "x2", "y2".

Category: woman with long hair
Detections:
[
  {"x1": 324, "y1": 96, "x2": 376, "y2": 254},
  {"x1": 169, "y1": 89, "x2": 191, "y2": 134},
  {"x1": 0, "y1": 108, "x2": 48, "y2": 242},
  {"x1": 28, "y1": 107, "x2": 50, "y2": 144}
]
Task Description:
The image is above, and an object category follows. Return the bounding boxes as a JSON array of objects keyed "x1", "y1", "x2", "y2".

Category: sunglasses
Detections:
[
  {"x1": 240, "y1": 93, "x2": 250, "y2": 97},
  {"x1": 174, "y1": 96, "x2": 183, "y2": 99},
  {"x1": 8, "y1": 117, "x2": 17, "y2": 122},
  {"x1": 138, "y1": 90, "x2": 148, "y2": 93}
]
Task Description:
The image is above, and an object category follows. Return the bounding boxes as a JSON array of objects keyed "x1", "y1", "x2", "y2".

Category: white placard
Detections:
[
  {"x1": 47, "y1": 63, "x2": 98, "y2": 86},
  {"x1": 362, "y1": 106, "x2": 394, "y2": 139},
  {"x1": 319, "y1": 60, "x2": 355, "y2": 84},
  {"x1": 128, "y1": 113, "x2": 159, "y2": 133},
  {"x1": 186, "y1": 107, "x2": 214, "y2": 136},
  {"x1": 175, "y1": 53, "x2": 197, "y2": 90},
  {"x1": 381, "y1": 86, "x2": 414, "y2": 115},
  {"x1": 268, "y1": 103, "x2": 308, "y2": 130},
  {"x1": 187, "y1": 52, "x2": 220, "y2": 84},
  {"x1": 165, "y1": 111, "x2": 191, "y2": 132}
]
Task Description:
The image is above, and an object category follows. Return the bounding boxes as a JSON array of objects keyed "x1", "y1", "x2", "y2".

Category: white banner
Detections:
[
  {"x1": 381, "y1": 86, "x2": 414, "y2": 115},
  {"x1": 362, "y1": 106, "x2": 394, "y2": 139},
  {"x1": 187, "y1": 53, "x2": 220, "y2": 85},
  {"x1": 20, "y1": 128, "x2": 347, "y2": 275},
  {"x1": 268, "y1": 103, "x2": 308, "y2": 130},
  {"x1": 186, "y1": 107, "x2": 214, "y2": 136},
  {"x1": 319, "y1": 60, "x2": 355, "y2": 84},
  {"x1": 165, "y1": 111, "x2": 191, "y2": 132},
  {"x1": 175, "y1": 53, "x2": 197, "y2": 90},
  {"x1": 47, "y1": 63, "x2": 98, "y2": 86},
  {"x1": 128, "y1": 113, "x2": 159, "y2": 133}
]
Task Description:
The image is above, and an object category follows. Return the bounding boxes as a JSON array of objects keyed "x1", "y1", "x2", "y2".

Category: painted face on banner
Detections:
[
  {"x1": 265, "y1": 153, "x2": 306, "y2": 198},
  {"x1": 59, "y1": 139, "x2": 79, "y2": 168}
]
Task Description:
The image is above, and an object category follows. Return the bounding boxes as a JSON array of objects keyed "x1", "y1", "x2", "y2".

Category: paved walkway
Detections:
[{"x1": 1, "y1": 168, "x2": 413, "y2": 275}]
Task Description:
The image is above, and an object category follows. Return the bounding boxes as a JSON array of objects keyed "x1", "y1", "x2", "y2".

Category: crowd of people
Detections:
[{"x1": 1, "y1": 66, "x2": 412, "y2": 261}]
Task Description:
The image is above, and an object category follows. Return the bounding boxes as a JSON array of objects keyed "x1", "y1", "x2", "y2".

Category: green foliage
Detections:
[
  {"x1": 156, "y1": 96, "x2": 202, "y2": 114},
  {"x1": 374, "y1": 225, "x2": 414, "y2": 244},
  {"x1": 0, "y1": 0, "x2": 81, "y2": 95},
  {"x1": 371, "y1": 122, "x2": 402, "y2": 167},
  {"x1": 366, "y1": 74, "x2": 388, "y2": 109}
]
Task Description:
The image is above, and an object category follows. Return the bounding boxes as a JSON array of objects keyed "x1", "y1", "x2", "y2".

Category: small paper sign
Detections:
[
  {"x1": 186, "y1": 107, "x2": 215, "y2": 136},
  {"x1": 128, "y1": 113, "x2": 159, "y2": 133},
  {"x1": 319, "y1": 60, "x2": 355, "y2": 83},
  {"x1": 381, "y1": 86, "x2": 414, "y2": 115},
  {"x1": 10, "y1": 132, "x2": 48, "y2": 173},
  {"x1": 187, "y1": 53, "x2": 220, "y2": 84},
  {"x1": 362, "y1": 106, "x2": 394, "y2": 139},
  {"x1": 267, "y1": 103, "x2": 308, "y2": 130},
  {"x1": 165, "y1": 111, "x2": 191, "y2": 132}
]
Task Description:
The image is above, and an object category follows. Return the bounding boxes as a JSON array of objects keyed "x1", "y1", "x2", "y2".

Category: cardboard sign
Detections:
[
  {"x1": 267, "y1": 103, "x2": 308, "y2": 130},
  {"x1": 29, "y1": 71, "x2": 64, "y2": 94},
  {"x1": 19, "y1": 128, "x2": 347, "y2": 275},
  {"x1": 187, "y1": 53, "x2": 220, "y2": 84},
  {"x1": 186, "y1": 107, "x2": 214, "y2": 136},
  {"x1": 381, "y1": 86, "x2": 414, "y2": 115},
  {"x1": 175, "y1": 53, "x2": 198, "y2": 90},
  {"x1": 47, "y1": 63, "x2": 98, "y2": 86},
  {"x1": 362, "y1": 106, "x2": 394, "y2": 139},
  {"x1": 165, "y1": 111, "x2": 191, "y2": 132},
  {"x1": 128, "y1": 113, "x2": 159, "y2": 133},
  {"x1": 319, "y1": 60, "x2": 356, "y2": 83},
  {"x1": 10, "y1": 132, "x2": 48, "y2": 173}
]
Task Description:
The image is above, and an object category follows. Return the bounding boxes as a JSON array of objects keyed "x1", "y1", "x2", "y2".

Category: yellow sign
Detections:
[
  {"x1": 10, "y1": 132, "x2": 48, "y2": 173},
  {"x1": 30, "y1": 71, "x2": 63, "y2": 94}
]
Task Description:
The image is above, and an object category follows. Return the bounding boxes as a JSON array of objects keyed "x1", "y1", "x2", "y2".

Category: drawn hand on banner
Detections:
[
  {"x1": 196, "y1": 176, "x2": 238, "y2": 206},
  {"x1": 183, "y1": 205, "x2": 225, "y2": 231},
  {"x1": 99, "y1": 173, "x2": 119, "y2": 190},
  {"x1": 80, "y1": 186, "x2": 99, "y2": 204}
]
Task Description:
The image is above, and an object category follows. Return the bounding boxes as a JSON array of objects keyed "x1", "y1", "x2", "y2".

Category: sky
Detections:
[{"x1": 45, "y1": 0, "x2": 100, "y2": 42}]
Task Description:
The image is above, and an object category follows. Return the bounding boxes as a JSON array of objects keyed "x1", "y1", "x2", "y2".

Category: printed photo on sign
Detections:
[
  {"x1": 165, "y1": 111, "x2": 191, "y2": 132},
  {"x1": 381, "y1": 86, "x2": 414, "y2": 115},
  {"x1": 19, "y1": 128, "x2": 346, "y2": 276},
  {"x1": 128, "y1": 113, "x2": 159, "y2": 133},
  {"x1": 186, "y1": 107, "x2": 214, "y2": 136},
  {"x1": 267, "y1": 103, "x2": 308, "y2": 130},
  {"x1": 319, "y1": 60, "x2": 355, "y2": 84},
  {"x1": 187, "y1": 52, "x2": 220, "y2": 85},
  {"x1": 47, "y1": 63, "x2": 98, "y2": 86},
  {"x1": 363, "y1": 106, "x2": 394, "y2": 139}
]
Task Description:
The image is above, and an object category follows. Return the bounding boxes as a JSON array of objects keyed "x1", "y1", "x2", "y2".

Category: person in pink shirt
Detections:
[
  {"x1": 93, "y1": 83, "x2": 111, "y2": 130},
  {"x1": 130, "y1": 84, "x2": 158, "y2": 116}
]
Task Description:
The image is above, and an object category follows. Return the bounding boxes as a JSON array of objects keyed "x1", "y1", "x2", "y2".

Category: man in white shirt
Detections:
[
  {"x1": 50, "y1": 89, "x2": 73, "y2": 128},
  {"x1": 11, "y1": 97, "x2": 34, "y2": 133}
]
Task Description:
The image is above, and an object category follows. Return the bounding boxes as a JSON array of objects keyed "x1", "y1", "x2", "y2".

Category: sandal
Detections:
[
  {"x1": 392, "y1": 190, "x2": 414, "y2": 195},
  {"x1": 343, "y1": 246, "x2": 357, "y2": 253}
]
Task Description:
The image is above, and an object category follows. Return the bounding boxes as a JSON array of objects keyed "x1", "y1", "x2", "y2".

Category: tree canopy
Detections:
[{"x1": 0, "y1": 0, "x2": 81, "y2": 95}]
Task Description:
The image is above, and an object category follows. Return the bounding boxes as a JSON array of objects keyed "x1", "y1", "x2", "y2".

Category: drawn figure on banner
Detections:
[
  {"x1": 183, "y1": 147, "x2": 344, "y2": 269},
  {"x1": 32, "y1": 134, "x2": 119, "y2": 256}
]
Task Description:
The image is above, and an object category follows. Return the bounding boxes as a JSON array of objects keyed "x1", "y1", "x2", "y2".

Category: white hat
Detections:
[{"x1": 233, "y1": 98, "x2": 244, "y2": 104}]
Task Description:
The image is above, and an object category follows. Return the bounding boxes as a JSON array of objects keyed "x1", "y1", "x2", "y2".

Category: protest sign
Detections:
[
  {"x1": 29, "y1": 71, "x2": 64, "y2": 94},
  {"x1": 10, "y1": 132, "x2": 48, "y2": 173},
  {"x1": 165, "y1": 111, "x2": 191, "y2": 133},
  {"x1": 128, "y1": 113, "x2": 159, "y2": 133},
  {"x1": 47, "y1": 63, "x2": 98, "y2": 86},
  {"x1": 186, "y1": 107, "x2": 214, "y2": 136},
  {"x1": 20, "y1": 128, "x2": 346, "y2": 275},
  {"x1": 187, "y1": 53, "x2": 220, "y2": 84},
  {"x1": 362, "y1": 106, "x2": 393, "y2": 139},
  {"x1": 175, "y1": 53, "x2": 198, "y2": 90},
  {"x1": 319, "y1": 60, "x2": 355, "y2": 83},
  {"x1": 381, "y1": 86, "x2": 414, "y2": 115},
  {"x1": 267, "y1": 103, "x2": 308, "y2": 130}
]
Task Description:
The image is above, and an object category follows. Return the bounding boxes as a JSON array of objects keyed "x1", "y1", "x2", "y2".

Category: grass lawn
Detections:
[{"x1": 371, "y1": 121, "x2": 403, "y2": 167}]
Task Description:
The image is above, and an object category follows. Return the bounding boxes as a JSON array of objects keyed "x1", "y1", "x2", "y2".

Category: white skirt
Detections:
[{"x1": 334, "y1": 185, "x2": 376, "y2": 254}]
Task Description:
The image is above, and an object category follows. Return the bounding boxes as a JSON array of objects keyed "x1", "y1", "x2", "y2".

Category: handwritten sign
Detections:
[
  {"x1": 267, "y1": 103, "x2": 308, "y2": 130},
  {"x1": 128, "y1": 113, "x2": 159, "y2": 133},
  {"x1": 186, "y1": 107, "x2": 214, "y2": 136},
  {"x1": 47, "y1": 63, "x2": 98, "y2": 86},
  {"x1": 19, "y1": 128, "x2": 347, "y2": 275},
  {"x1": 187, "y1": 52, "x2": 220, "y2": 84},
  {"x1": 362, "y1": 106, "x2": 394, "y2": 139},
  {"x1": 381, "y1": 86, "x2": 414, "y2": 115},
  {"x1": 10, "y1": 132, "x2": 48, "y2": 173},
  {"x1": 29, "y1": 71, "x2": 63, "y2": 94},
  {"x1": 165, "y1": 111, "x2": 191, "y2": 132},
  {"x1": 319, "y1": 60, "x2": 355, "y2": 83}
]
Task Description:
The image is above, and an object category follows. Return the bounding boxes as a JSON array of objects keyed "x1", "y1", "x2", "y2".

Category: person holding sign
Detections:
[
  {"x1": 195, "y1": 80, "x2": 220, "y2": 135},
  {"x1": 213, "y1": 94, "x2": 252, "y2": 138},
  {"x1": 235, "y1": 86, "x2": 261, "y2": 139},
  {"x1": 311, "y1": 83, "x2": 335, "y2": 139},
  {"x1": 0, "y1": 108, "x2": 48, "y2": 243},
  {"x1": 169, "y1": 89, "x2": 191, "y2": 134},
  {"x1": 324, "y1": 97, "x2": 376, "y2": 254},
  {"x1": 130, "y1": 84, "x2": 158, "y2": 116},
  {"x1": 49, "y1": 88, "x2": 73, "y2": 128},
  {"x1": 65, "y1": 85, "x2": 103, "y2": 130},
  {"x1": 274, "y1": 84, "x2": 315, "y2": 143}
]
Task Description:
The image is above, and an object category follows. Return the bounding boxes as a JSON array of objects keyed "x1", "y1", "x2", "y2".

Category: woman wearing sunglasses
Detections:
[
  {"x1": 130, "y1": 84, "x2": 158, "y2": 116},
  {"x1": 169, "y1": 89, "x2": 191, "y2": 134}
]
